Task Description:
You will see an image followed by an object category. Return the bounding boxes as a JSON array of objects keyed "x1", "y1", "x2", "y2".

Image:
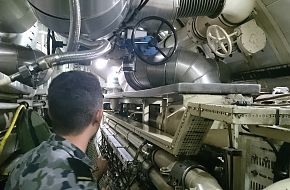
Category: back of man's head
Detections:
[{"x1": 48, "y1": 71, "x2": 103, "y2": 136}]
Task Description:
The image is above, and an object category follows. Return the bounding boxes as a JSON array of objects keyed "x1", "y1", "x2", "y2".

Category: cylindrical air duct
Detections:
[
  {"x1": 177, "y1": 0, "x2": 225, "y2": 18},
  {"x1": 0, "y1": 0, "x2": 36, "y2": 33},
  {"x1": 131, "y1": 0, "x2": 225, "y2": 22},
  {"x1": 27, "y1": 0, "x2": 130, "y2": 39},
  {"x1": 124, "y1": 50, "x2": 221, "y2": 90}
]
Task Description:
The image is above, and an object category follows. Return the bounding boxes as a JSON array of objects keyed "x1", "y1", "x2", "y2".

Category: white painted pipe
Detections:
[
  {"x1": 222, "y1": 0, "x2": 256, "y2": 24},
  {"x1": 264, "y1": 178, "x2": 290, "y2": 190},
  {"x1": 0, "y1": 72, "x2": 12, "y2": 87}
]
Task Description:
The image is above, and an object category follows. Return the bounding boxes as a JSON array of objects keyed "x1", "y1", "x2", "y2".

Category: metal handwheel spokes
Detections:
[
  {"x1": 131, "y1": 16, "x2": 177, "y2": 65},
  {"x1": 207, "y1": 25, "x2": 236, "y2": 58}
]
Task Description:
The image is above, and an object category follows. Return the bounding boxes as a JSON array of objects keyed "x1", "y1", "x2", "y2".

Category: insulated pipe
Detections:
[
  {"x1": 124, "y1": 50, "x2": 220, "y2": 90},
  {"x1": 131, "y1": 0, "x2": 225, "y2": 22},
  {"x1": 28, "y1": 0, "x2": 130, "y2": 39},
  {"x1": 67, "y1": 0, "x2": 81, "y2": 52},
  {"x1": 153, "y1": 149, "x2": 222, "y2": 190},
  {"x1": 221, "y1": 0, "x2": 255, "y2": 24},
  {"x1": 132, "y1": 0, "x2": 254, "y2": 25},
  {"x1": 264, "y1": 179, "x2": 290, "y2": 190}
]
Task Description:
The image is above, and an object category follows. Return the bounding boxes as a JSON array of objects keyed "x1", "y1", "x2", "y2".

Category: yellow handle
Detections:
[{"x1": 0, "y1": 105, "x2": 25, "y2": 155}]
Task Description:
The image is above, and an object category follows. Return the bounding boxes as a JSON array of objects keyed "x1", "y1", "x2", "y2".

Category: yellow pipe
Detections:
[{"x1": 0, "y1": 105, "x2": 25, "y2": 155}]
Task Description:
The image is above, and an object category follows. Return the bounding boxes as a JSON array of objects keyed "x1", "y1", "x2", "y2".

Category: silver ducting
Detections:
[
  {"x1": 153, "y1": 149, "x2": 223, "y2": 190},
  {"x1": 27, "y1": 0, "x2": 225, "y2": 39},
  {"x1": 177, "y1": 0, "x2": 225, "y2": 18},
  {"x1": 7, "y1": 39, "x2": 111, "y2": 83},
  {"x1": 124, "y1": 50, "x2": 221, "y2": 90},
  {"x1": 0, "y1": 43, "x2": 52, "y2": 87},
  {"x1": 35, "y1": 39, "x2": 111, "y2": 69},
  {"x1": 27, "y1": 0, "x2": 130, "y2": 39},
  {"x1": 131, "y1": 0, "x2": 225, "y2": 22},
  {"x1": 0, "y1": 0, "x2": 36, "y2": 33}
]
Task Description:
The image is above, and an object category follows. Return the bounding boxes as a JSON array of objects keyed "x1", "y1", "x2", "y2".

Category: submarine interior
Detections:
[{"x1": 1, "y1": 0, "x2": 290, "y2": 189}]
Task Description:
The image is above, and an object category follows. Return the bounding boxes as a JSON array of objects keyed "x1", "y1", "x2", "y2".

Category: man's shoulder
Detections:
[
  {"x1": 18, "y1": 140, "x2": 72, "y2": 167},
  {"x1": 5, "y1": 140, "x2": 98, "y2": 190}
]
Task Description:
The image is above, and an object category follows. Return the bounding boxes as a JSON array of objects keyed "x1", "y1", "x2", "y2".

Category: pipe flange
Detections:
[
  {"x1": 186, "y1": 18, "x2": 205, "y2": 42},
  {"x1": 169, "y1": 160, "x2": 205, "y2": 187}
]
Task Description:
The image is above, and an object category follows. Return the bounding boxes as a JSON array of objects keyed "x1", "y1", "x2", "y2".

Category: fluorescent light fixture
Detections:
[{"x1": 94, "y1": 58, "x2": 108, "y2": 70}]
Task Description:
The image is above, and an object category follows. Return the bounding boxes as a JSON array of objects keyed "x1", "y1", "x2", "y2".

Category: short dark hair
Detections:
[{"x1": 48, "y1": 71, "x2": 103, "y2": 135}]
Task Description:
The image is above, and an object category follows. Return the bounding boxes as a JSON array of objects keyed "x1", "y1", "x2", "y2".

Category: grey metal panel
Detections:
[
  {"x1": 266, "y1": 0, "x2": 290, "y2": 46},
  {"x1": 105, "y1": 83, "x2": 261, "y2": 99}
]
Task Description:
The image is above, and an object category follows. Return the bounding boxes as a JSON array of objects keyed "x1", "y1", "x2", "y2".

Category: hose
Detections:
[
  {"x1": 36, "y1": 39, "x2": 112, "y2": 69},
  {"x1": 67, "y1": 0, "x2": 81, "y2": 52},
  {"x1": 79, "y1": 38, "x2": 106, "y2": 48},
  {"x1": 0, "y1": 105, "x2": 25, "y2": 155}
]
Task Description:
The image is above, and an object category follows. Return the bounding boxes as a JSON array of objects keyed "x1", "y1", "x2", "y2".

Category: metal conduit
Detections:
[
  {"x1": 67, "y1": 0, "x2": 81, "y2": 52},
  {"x1": 131, "y1": 0, "x2": 225, "y2": 22},
  {"x1": 177, "y1": 0, "x2": 225, "y2": 18}
]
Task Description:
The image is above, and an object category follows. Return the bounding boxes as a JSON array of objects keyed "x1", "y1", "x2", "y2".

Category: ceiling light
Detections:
[{"x1": 94, "y1": 58, "x2": 108, "y2": 70}]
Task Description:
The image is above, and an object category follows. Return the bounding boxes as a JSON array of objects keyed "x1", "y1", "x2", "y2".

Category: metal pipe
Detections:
[
  {"x1": 123, "y1": 50, "x2": 221, "y2": 90},
  {"x1": 221, "y1": 0, "x2": 255, "y2": 24},
  {"x1": 153, "y1": 149, "x2": 222, "y2": 190},
  {"x1": 185, "y1": 168, "x2": 223, "y2": 190},
  {"x1": 0, "y1": 73, "x2": 12, "y2": 87},
  {"x1": 264, "y1": 179, "x2": 290, "y2": 190},
  {"x1": 67, "y1": 0, "x2": 81, "y2": 52},
  {"x1": 131, "y1": 0, "x2": 225, "y2": 22},
  {"x1": 149, "y1": 168, "x2": 174, "y2": 190},
  {"x1": 107, "y1": 120, "x2": 145, "y2": 149},
  {"x1": 37, "y1": 39, "x2": 111, "y2": 68},
  {"x1": 103, "y1": 128, "x2": 172, "y2": 190},
  {"x1": 79, "y1": 39, "x2": 105, "y2": 48},
  {"x1": 153, "y1": 149, "x2": 177, "y2": 168},
  {"x1": 0, "y1": 103, "x2": 20, "y2": 110},
  {"x1": 116, "y1": 136, "x2": 173, "y2": 190}
]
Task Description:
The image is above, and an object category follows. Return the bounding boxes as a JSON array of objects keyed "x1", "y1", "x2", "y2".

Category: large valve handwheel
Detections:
[
  {"x1": 206, "y1": 25, "x2": 233, "y2": 58},
  {"x1": 131, "y1": 16, "x2": 177, "y2": 65}
]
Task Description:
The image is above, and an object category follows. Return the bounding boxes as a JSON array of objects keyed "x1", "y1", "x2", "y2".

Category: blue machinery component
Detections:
[{"x1": 134, "y1": 36, "x2": 159, "y2": 56}]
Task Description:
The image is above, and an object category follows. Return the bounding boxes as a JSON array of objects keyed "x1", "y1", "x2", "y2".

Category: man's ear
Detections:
[{"x1": 93, "y1": 109, "x2": 103, "y2": 128}]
